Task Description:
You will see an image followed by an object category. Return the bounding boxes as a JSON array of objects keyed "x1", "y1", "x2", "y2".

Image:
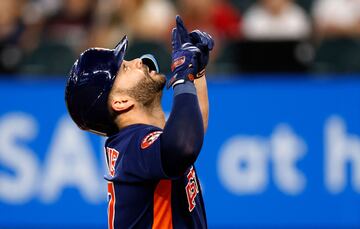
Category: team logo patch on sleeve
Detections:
[{"x1": 141, "y1": 131, "x2": 163, "y2": 149}]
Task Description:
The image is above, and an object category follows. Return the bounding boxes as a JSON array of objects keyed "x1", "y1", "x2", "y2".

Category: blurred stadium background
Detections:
[{"x1": 1, "y1": 0, "x2": 360, "y2": 228}]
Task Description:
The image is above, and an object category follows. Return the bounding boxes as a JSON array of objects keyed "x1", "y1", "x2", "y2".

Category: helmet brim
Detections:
[
  {"x1": 114, "y1": 35, "x2": 128, "y2": 73},
  {"x1": 140, "y1": 54, "x2": 160, "y2": 73}
]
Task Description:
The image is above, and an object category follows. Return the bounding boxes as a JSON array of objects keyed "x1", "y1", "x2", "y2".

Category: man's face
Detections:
[{"x1": 112, "y1": 58, "x2": 166, "y2": 106}]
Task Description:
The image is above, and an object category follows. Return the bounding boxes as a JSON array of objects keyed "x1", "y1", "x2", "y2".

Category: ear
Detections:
[{"x1": 110, "y1": 95, "x2": 135, "y2": 113}]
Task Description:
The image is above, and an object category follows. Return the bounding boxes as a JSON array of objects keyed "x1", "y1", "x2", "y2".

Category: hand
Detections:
[
  {"x1": 166, "y1": 38, "x2": 200, "y2": 89},
  {"x1": 172, "y1": 15, "x2": 215, "y2": 78},
  {"x1": 167, "y1": 16, "x2": 201, "y2": 89},
  {"x1": 189, "y1": 30, "x2": 214, "y2": 78}
]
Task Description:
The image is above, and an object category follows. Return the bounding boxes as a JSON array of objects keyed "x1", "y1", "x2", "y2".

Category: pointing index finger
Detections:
[
  {"x1": 176, "y1": 15, "x2": 190, "y2": 44},
  {"x1": 172, "y1": 28, "x2": 181, "y2": 50}
]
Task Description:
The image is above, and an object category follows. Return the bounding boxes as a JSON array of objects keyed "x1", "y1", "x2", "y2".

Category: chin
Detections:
[{"x1": 154, "y1": 73, "x2": 167, "y2": 89}]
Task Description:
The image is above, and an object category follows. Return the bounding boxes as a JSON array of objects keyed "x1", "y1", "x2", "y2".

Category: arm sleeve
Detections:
[{"x1": 160, "y1": 81, "x2": 205, "y2": 177}]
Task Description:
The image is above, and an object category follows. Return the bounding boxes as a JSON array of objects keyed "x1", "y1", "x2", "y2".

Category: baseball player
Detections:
[{"x1": 65, "y1": 15, "x2": 214, "y2": 229}]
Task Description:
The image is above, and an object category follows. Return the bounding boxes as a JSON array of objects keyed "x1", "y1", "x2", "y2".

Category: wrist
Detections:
[
  {"x1": 173, "y1": 81, "x2": 196, "y2": 97},
  {"x1": 196, "y1": 68, "x2": 206, "y2": 79}
]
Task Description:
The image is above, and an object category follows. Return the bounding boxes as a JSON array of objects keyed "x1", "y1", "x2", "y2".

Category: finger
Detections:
[
  {"x1": 189, "y1": 55, "x2": 198, "y2": 75},
  {"x1": 182, "y1": 44, "x2": 201, "y2": 53},
  {"x1": 203, "y1": 32, "x2": 215, "y2": 50},
  {"x1": 176, "y1": 15, "x2": 190, "y2": 43},
  {"x1": 190, "y1": 30, "x2": 215, "y2": 51},
  {"x1": 171, "y1": 28, "x2": 181, "y2": 50},
  {"x1": 190, "y1": 30, "x2": 207, "y2": 45},
  {"x1": 189, "y1": 30, "x2": 201, "y2": 44}
]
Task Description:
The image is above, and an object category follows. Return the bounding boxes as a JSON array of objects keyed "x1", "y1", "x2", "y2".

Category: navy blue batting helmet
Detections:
[
  {"x1": 65, "y1": 36, "x2": 160, "y2": 136},
  {"x1": 65, "y1": 36, "x2": 128, "y2": 136}
]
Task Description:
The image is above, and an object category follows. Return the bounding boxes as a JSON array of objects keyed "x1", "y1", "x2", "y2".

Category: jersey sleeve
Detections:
[{"x1": 121, "y1": 127, "x2": 169, "y2": 180}]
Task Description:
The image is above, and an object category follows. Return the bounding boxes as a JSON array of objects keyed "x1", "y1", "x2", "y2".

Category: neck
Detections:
[
  {"x1": 116, "y1": 102, "x2": 165, "y2": 130},
  {"x1": 145, "y1": 104, "x2": 166, "y2": 129}
]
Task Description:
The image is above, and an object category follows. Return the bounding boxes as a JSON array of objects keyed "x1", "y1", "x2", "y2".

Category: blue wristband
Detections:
[{"x1": 173, "y1": 81, "x2": 197, "y2": 97}]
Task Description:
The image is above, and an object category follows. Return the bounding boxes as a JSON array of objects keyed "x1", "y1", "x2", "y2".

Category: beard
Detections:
[{"x1": 125, "y1": 69, "x2": 166, "y2": 107}]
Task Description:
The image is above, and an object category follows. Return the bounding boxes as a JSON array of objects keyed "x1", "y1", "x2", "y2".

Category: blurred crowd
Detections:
[{"x1": 1, "y1": 0, "x2": 360, "y2": 77}]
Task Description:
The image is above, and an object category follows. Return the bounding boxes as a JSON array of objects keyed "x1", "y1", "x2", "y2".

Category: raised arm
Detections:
[
  {"x1": 161, "y1": 82, "x2": 204, "y2": 177},
  {"x1": 160, "y1": 16, "x2": 214, "y2": 177}
]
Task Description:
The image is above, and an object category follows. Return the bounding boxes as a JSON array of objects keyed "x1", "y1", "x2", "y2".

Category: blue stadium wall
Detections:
[{"x1": 0, "y1": 76, "x2": 360, "y2": 228}]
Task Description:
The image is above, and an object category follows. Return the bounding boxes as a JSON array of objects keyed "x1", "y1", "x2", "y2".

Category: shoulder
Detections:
[
  {"x1": 104, "y1": 124, "x2": 167, "y2": 181},
  {"x1": 132, "y1": 125, "x2": 163, "y2": 150},
  {"x1": 106, "y1": 124, "x2": 163, "y2": 150},
  {"x1": 139, "y1": 130, "x2": 163, "y2": 150}
]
